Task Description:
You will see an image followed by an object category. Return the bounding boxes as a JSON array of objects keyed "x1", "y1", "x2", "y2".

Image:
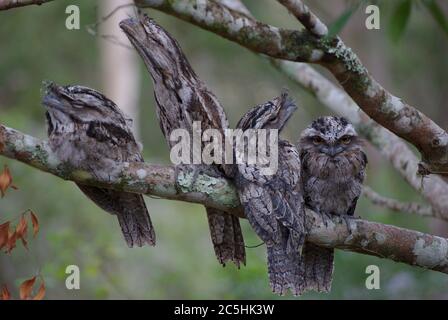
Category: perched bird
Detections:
[
  {"x1": 298, "y1": 116, "x2": 367, "y2": 292},
  {"x1": 43, "y1": 83, "x2": 155, "y2": 248},
  {"x1": 120, "y1": 15, "x2": 246, "y2": 267},
  {"x1": 230, "y1": 91, "x2": 307, "y2": 295}
]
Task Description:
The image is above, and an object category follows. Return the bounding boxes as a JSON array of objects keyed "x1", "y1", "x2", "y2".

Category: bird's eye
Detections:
[
  {"x1": 340, "y1": 135, "x2": 352, "y2": 145},
  {"x1": 312, "y1": 136, "x2": 324, "y2": 145}
]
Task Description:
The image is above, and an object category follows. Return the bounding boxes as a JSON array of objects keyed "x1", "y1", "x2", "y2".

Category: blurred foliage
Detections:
[
  {"x1": 327, "y1": 0, "x2": 448, "y2": 42},
  {"x1": 388, "y1": 0, "x2": 413, "y2": 42},
  {"x1": 0, "y1": 0, "x2": 448, "y2": 299}
]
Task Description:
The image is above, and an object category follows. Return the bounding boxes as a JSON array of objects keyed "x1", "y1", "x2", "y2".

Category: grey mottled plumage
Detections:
[
  {"x1": 120, "y1": 15, "x2": 246, "y2": 267},
  {"x1": 43, "y1": 83, "x2": 155, "y2": 248},
  {"x1": 298, "y1": 116, "x2": 367, "y2": 292},
  {"x1": 231, "y1": 92, "x2": 307, "y2": 295}
]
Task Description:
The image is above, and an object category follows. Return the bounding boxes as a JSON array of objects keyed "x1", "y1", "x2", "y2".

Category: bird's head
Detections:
[
  {"x1": 120, "y1": 14, "x2": 195, "y2": 81},
  {"x1": 299, "y1": 116, "x2": 362, "y2": 158},
  {"x1": 42, "y1": 82, "x2": 130, "y2": 135},
  {"x1": 236, "y1": 91, "x2": 297, "y2": 131}
]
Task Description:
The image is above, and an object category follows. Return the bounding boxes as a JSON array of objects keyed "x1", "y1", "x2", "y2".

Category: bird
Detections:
[
  {"x1": 298, "y1": 116, "x2": 367, "y2": 292},
  {"x1": 230, "y1": 91, "x2": 307, "y2": 295},
  {"x1": 120, "y1": 15, "x2": 246, "y2": 267},
  {"x1": 43, "y1": 82, "x2": 156, "y2": 248}
]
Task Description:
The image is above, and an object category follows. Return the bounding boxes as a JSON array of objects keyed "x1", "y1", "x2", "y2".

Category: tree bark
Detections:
[
  {"x1": 1, "y1": 123, "x2": 448, "y2": 274},
  {"x1": 136, "y1": 0, "x2": 448, "y2": 173}
]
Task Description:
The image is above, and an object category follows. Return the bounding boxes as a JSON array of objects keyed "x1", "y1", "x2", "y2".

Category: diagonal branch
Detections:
[
  {"x1": 153, "y1": 0, "x2": 448, "y2": 222},
  {"x1": 136, "y1": 0, "x2": 448, "y2": 173},
  {"x1": 275, "y1": 60, "x2": 448, "y2": 221},
  {"x1": 276, "y1": 0, "x2": 328, "y2": 37},
  {"x1": 0, "y1": 0, "x2": 53, "y2": 10},
  {"x1": 1, "y1": 123, "x2": 448, "y2": 274},
  {"x1": 231, "y1": 0, "x2": 445, "y2": 218}
]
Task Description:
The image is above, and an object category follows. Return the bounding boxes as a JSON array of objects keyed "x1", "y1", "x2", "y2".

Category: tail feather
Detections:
[
  {"x1": 302, "y1": 243, "x2": 334, "y2": 292},
  {"x1": 267, "y1": 227, "x2": 305, "y2": 296},
  {"x1": 77, "y1": 185, "x2": 155, "y2": 247},
  {"x1": 206, "y1": 207, "x2": 246, "y2": 268}
]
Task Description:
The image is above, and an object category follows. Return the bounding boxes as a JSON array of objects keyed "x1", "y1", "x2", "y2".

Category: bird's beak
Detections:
[
  {"x1": 42, "y1": 83, "x2": 71, "y2": 111},
  {"x1": 322, "y1": 145, "x2": 344, "y2": 157},
  {"x1": 42, "y1": 93, "x2": 62, "y2": 110}
]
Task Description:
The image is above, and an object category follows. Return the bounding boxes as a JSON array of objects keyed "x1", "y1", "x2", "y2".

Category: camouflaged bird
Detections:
[
  {"x1": 229, "y1": 91, "x2": 307, "y2": 295},
  {"x1": 298, "y1": 116, "x2": 367, "y2": 292},
  {"x1": 120, "y1": 15, "x2": 246, "y2": 267},
  {"x1": 43, "y1": 83, "x2": 155, "y2": 248}
]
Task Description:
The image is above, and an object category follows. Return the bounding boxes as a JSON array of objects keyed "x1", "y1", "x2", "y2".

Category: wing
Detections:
[
  {"x1": 274, "y1": 142, "x2": 305, "y2": 234},
  {"x1": 121, "y1": 15, "x2": 245, "y2": 267},
  {"x1": 237, "y1": 141, "x2": 305, "y2": 246},
  {"x1": 237, "y1": 142, "x2": 307, "y2": 296}
]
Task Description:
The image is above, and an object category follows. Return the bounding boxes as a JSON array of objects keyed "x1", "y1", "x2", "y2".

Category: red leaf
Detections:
[
  {"x1": 33, "y1": 281, "x2": 45, "y2": 300},
  {"x1": 15, "y1": 214, "x2": 28, "y2": 249},
  {"x1": 15, "y1": 214, "x2": 28, "y2": 238},
  {"x1": 0, "y1": 222, "x2": 9, "y2": 250},
  {"x1": 30, "y1": 211, "x2": 39, "y2": 238},
  {"x1": 6, "y1": 229, "x2": 17, "y2": 254},
  {"x1": 0, "y1": 166, "x2": 14, "y2": 197},
  {"x1": 0, "y1": 284, "x2": 11, "y2": 300},
  {"x1": 20, "y1": 237, "x2": 28, "y2": 250},
  {"x1": 19, "y1": 276, "x2": 36, "y2": 300}
]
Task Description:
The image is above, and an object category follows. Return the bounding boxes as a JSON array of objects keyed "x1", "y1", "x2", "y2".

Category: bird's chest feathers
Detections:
[{"x1": 303, "y1": 155, "x2": 363, "y2": 214}]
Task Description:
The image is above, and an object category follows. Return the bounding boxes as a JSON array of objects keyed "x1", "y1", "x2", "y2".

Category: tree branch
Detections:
[
  {"x1": 1, "y1": 123, "x2": 448, "y2": 274},
  {"x1": 275, "y1": 60, "x2": 448, "y2": 221},
  {"x1": 136, "y1": 0, "x2": 448, "y2": 173},
  {"x1": 362, "y1": 186, "x2": 435, "y2": 218},
  {"x1": 0, "y1": 0, "x2": 53, "y2": 10},
  {"x1": 220, "y1": 1, "x2": 443, "y2": 206},
  {"x1": 137, "y1": 0, "x2": 448, "y2": 222},
  {"x1": 276, "y1": 0, "x2": 327, "y2": 37},
  {"x1": 0, "y1": 124, "x2": 241, "y2": 215}
]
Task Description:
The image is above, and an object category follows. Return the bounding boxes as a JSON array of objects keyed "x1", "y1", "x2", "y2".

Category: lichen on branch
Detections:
[
  {"x1": 1, "y1": 123, "x2": 448, "y2": 274},
  {"x1": 137, "y1": 0, "x2": 448, "y2": 173}
]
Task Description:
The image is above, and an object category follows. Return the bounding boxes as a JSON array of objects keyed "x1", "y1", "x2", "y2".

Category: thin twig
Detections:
[
  {"x1": 362, "y1": 186, "x2": 437, "y2": 218},
  {"x1": 85, "y1": 2, "x2": 137, "y2": 50}
]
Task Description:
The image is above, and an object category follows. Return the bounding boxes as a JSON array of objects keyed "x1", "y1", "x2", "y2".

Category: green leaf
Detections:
[
  {"x1": 388, "y1": 0, "x2": 412, "y2": 42},
  {"x1": 423, "y1": 0, "x2": 448, "y2": 37},
  {"x1": 327, "y1": 5, "x2": 359, "y2": 38}
]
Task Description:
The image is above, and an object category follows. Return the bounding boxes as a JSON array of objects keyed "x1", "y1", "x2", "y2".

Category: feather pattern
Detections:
[
  {"x1": 121, "y1": 15, "x2": 246, "y2": 266},
  {"x1": 298, "y1": 116, "x2": 367, "y2": 292},
  {"x1": 43, "y1": 83, "x2": 155, "y2": 248},
  {"x1": 232, "y1": 92, "x2": 307, "y2": 295}
]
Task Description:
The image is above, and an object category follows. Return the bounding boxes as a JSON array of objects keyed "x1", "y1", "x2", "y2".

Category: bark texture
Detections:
[
  {"x1": 1, "y1": 123, "x2": 448, "y2": 274},
  {"x1": 136, "y1": 0, "x2": 448, "y2": 173}
]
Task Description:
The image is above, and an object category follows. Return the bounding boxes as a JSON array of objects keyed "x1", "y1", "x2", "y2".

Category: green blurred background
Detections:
[{"x1": 1, "y1": 0, "x2": 447, "y2": 299}]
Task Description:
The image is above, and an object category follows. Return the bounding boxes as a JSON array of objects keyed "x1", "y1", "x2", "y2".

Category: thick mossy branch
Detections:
[
  {"x1": 1, "y1": 123, "x2": 448, "y2": 274},
  {"x1": 137, "y1": 0, "x2": 448, "y2": 173},
  {"x1": 275, "y1": 60, "x2": 448, "y2": 220}
]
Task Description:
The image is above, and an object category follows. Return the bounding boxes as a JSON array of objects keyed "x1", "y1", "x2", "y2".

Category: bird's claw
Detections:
[
  {"x1": 321, "y1": 212, "x2": 333, "y2": 228},
  {"x1": 340, "y1": 214, "x2": 357, "y2": 235}
]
